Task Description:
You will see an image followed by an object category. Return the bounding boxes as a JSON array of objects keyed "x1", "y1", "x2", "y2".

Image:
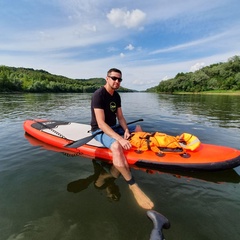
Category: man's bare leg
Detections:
[
  {"x1": 111, "y1": 142, "x2": 154, "y2": 210},
  {"x1": 129, "y1": 183, "x2": 154, "y2": 209}
]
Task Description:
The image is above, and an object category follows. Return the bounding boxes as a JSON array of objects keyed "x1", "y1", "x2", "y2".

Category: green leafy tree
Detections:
[{"x1": 147, "y1": 55, "x2": 240, "y2": 93}]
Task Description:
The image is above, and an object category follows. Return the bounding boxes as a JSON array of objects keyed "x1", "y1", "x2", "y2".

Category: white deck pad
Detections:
[{"x1": 42, "y1": 122, "x2": 104, "y2": 147}]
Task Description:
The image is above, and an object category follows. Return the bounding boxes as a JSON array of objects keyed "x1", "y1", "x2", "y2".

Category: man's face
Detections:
[{"x1": 106, "y1": 72, "x2": 122, "y2": 90}]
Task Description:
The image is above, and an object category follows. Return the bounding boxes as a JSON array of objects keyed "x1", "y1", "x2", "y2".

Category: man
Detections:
[{"x1": 91, "y1": 68, "x2": 154, "y2": 210}]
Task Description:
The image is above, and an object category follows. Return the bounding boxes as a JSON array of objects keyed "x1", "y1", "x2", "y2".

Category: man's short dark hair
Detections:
[{"x1": 107, "y1": 68, "x2": 122, "y2": 75}]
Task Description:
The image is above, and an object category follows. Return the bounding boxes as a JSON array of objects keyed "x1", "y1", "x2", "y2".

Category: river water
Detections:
[{"x1": 0, "y1": 92, "x2": 240, "y2": 240}]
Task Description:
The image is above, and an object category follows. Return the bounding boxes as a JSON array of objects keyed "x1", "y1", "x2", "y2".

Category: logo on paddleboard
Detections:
[{"x1": 43, "y1": 122, "x2": 55, "y2": 125}]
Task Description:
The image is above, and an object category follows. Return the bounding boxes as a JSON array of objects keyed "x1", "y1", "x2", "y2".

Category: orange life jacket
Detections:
[
  {"x1": 129, "y1": 131, "x2": 201, "y2": 154},
  {"x1": 176, "y1": 133, "x2": 201, "y2": 151},
  {"x1": 129, "y1": 132, "x2": 183, "y2": 154}
]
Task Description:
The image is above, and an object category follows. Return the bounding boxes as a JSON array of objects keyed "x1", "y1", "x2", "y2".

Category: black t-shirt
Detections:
[{"x1": 91, "y1": 87, "x2": 121, "y2": 131}]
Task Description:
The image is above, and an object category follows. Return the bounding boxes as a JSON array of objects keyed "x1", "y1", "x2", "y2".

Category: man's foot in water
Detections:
[{"x1": 129, "y1": 183, "x2": 154, "y2": 210}]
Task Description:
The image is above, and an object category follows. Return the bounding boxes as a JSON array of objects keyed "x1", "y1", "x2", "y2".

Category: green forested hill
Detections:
[
  {"x1": 147, "y1": 55, "x2": 240, "y2": 93},
  {"x1": 0, "y1": 66, "x2": 134, "y2": 93},
  {"x1": 2, "y1": 55, "x2": 240, "y2": 93}
]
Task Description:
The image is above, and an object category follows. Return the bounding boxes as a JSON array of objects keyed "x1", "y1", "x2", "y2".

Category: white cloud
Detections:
[
  {"x1": 162, "y1": 76, "x2": 170, "y2": 81},
  {"x1": 149, "y1": 33, "x2": 226, "y2": 55},
  {"x1": 82, "y1": 24, "x2": 97, "y2": 32},
  {"x1": 107, "y1": 8, "x2": 146, "y2": 29},
  {"x1": 107, "y1": 46, "x2": 118, "y2": 52},
  {"x1": 125, "y1": 44, "x2": 135, "y2": 51},
  {"x1": 190, "y1": 62, "x2": 205, "y2": 72},
  {"x1": 0, "y1": 0, "x2": 239, "y2": 91}
]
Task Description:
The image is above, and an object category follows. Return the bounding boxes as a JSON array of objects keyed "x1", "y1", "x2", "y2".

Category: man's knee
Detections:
[{"x1": 110, "y1": 141, "x2": 122, "y2": 152}]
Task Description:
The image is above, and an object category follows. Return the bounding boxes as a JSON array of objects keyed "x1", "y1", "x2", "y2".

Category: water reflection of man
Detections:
[{"x1": 67, "y1": 160, "x2": 121, "y2": 202}]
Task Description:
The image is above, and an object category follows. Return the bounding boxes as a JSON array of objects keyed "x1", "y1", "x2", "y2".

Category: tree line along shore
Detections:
[
  {"x1": 1, "y1": 55, "x2": 240, "y2": 94},
  {"x1": 146, "y1": 55, "x2": 240, "y2": 93}
]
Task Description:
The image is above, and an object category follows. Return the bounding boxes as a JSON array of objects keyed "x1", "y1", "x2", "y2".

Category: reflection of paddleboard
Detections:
[{"x1": 23, "y1": 119, "x2": 240, "y2": 171}]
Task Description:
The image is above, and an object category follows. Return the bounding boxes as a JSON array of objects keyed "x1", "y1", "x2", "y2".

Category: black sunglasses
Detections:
[{"x1": 108, "y1": 76, "x2": 122, "y2": 82}]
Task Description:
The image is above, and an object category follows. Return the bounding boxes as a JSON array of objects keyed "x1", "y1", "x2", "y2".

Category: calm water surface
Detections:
[{"x1": 0, "y1": 93, "x2": 240, "y2": 240}]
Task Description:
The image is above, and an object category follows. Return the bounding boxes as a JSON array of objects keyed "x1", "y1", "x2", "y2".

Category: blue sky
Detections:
[{"x1": 0, "y1": 0, "x2": 240, "y2": 90}]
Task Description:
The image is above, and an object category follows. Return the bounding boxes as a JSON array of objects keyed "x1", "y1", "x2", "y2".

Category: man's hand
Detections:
[
  {"x1": 123, "y1": 129, "x2": 131, "y2": 140},
  {"x1": 118, "y1": 138, "x2": 132, "y2": 150}
]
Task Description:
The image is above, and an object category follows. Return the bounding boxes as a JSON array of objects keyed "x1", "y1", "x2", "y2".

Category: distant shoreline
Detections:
[
  {"x1": 1, "y1": 90, "x2": 240, "y2": 95},
  {"x1": 172, "y1": 90, "x2": 240, "y2": 95}
]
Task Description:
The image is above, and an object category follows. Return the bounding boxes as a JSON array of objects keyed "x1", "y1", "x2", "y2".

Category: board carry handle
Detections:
[{"x1": 64, "y1": 118, "x2": 144, "y2": 148}]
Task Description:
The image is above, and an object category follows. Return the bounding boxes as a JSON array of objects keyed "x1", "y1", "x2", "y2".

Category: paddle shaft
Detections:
[{"x1": 65, "y1": 118, "x2": 144, "y2": 148}]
